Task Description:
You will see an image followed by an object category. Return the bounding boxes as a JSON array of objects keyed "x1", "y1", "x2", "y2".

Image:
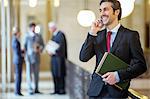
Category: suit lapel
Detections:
[
  {"x1": 103, "y1": 30, "x2": 107, "y2": 53},
  {"x1": 111, "y1": 25, "x2": 125, "y2": 53},
  {"x1": 97, "y1": 29, "x2": 107, "y2": 54}
]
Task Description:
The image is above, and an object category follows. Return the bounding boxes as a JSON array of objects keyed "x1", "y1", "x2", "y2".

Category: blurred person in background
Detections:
[
  {"x1": 24, "y1": 22, "x2": 44, "y2": 94},
  {"x1": 47, "y1": 22, "x2": 67, "y2": 95},
  {"x1": 12, "y1": 27, "x2": 24, "y2": 96}
]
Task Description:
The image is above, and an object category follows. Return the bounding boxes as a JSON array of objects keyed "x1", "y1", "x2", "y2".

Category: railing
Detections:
[
  {"x1": 128, "y1": 89, "x2": 148, "y2": 99},
  {"x1": 66, "y1": 60, "x2": 148, "y2": 99}
]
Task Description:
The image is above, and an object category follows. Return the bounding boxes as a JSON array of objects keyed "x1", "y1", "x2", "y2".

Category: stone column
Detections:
[{"x1": 1, "y1": 0, "x2": 7, "y2": 93}]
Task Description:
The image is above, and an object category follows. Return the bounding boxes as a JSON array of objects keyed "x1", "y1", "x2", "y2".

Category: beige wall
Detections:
[
  {"x1": 121, "y1": 0, "x2": 146, "y2": 49},
  {"x1": 146, "y1": 0, "x2": 150, "y2": 22},
  {"x1": 132, "y1": 0, "x2": 146, "y2": 49}
]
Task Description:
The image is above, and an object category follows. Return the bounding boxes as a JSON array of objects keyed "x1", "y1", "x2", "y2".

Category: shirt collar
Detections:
[
  {"x1": 29, "y1": 30, "x2": 35, "y2": 37},
  {"x1": 53, "y1": 29, "x2": 59, "y2": 36},
  {"x1": 106, "y1": 23, "x2": 121, "y2": 33}
]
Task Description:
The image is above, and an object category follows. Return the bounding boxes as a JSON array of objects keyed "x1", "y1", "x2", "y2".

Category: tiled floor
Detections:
[
  {"x1": 0, "y1": 81, "x2": 69, "y2": 99},
  {"x1": 0, "y1": 72, "x2": 69, "y2": 99},
  {"x1": 1, "y1": 72, "x2": 150, "y2": 99},
  {"x1": 0, "y1": 91, "x2": 69, "y2": 99}
]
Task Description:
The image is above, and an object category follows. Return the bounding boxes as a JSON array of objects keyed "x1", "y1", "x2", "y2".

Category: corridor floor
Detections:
[
  {"x1": 1, "y1": 72, "x2": 150, "y2": 98},
  {"x1": 0, "y1": 72, "x2": 69, "y2": 99}
]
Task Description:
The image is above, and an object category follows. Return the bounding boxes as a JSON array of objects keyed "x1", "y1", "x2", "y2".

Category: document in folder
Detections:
[
  {"x1": 45, "y1": 40, "x2": 60, "y2": 54},
  {"x1": 96, "y1": 52, "x2": 129, "y2": 90}
]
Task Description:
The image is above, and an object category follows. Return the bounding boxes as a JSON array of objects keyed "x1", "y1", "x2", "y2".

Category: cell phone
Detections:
[{"x1": 98, "y1": 19, "x2": 104, "y2": 27}]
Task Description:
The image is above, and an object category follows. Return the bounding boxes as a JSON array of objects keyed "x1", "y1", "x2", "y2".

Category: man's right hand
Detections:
[
  {"x1": 47, "y1": 51, "x2": 54, "y2": 56},
  {"x1": 90, "y1": 19, "x2": 104, "y2": 35}
]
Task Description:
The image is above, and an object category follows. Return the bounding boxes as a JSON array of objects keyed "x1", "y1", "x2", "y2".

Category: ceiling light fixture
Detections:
[
  {"x1": 29, "y1": 0, "x2": 37, "y2": 8},
  {"x1": 118, "y1": 0, "x2": 135, "y2": 18},
  {"x1": 77, "y1": 0, "x2": 95, "y2": 27},
  {"x1": 54, "y1": 0, "x2": 60, "y2": 7}
]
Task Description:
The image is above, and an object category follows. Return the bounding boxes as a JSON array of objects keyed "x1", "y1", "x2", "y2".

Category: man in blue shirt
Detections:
[{"x1": 24, "y1": 22, "x2": 44, "y2": 94}]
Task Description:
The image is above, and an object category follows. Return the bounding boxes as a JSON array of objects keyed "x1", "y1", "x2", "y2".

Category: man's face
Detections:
[
  {"x1": 16, "y1": 32, "x2": 20, "y2": 38},
  {"x1": 49, "y1": 28, "x2": 53, "y2": 34},
  {"x1": 49, "y1": 26, "x2": 56, "y2": 33},
  {"x1": 99, "y1": 2, "x2": 118, "y2": 26},
  {"x1": 31, "y1": 26, "x2": 36, "y2": 32}
]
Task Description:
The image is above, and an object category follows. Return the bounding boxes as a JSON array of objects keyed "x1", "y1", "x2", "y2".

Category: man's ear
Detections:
[{"x1": 115, "y1": 9, "x2": 120, "y2": 16}]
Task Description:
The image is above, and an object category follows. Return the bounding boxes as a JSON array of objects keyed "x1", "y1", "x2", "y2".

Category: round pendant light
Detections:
[
  {"x1": 77, "y1": 0, "x2": 96, "y2": 27},
  {"x1": 77, "y1": 10, "x2": 95, "y2": 27},
  {"x1": 118, "y1": 0, "x2": 135, "y2": 18}
]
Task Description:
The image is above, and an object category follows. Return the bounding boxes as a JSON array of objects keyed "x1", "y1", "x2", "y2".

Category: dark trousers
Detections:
[
  {"x1": 89, "y1": 85, "x2": 128, "y2": 99},
  {"x1": 89, "y1": 85, "x2": 110, "y2": 99},
  {"x1": 15, "y1": 63, "x2": 22, "y2": 94},
  {"x1": 53, "y1": 77, "x2": 65, "y2": 93},
  {"x1": 31, "y1": 63, "x2": 40, "y2": 91}
]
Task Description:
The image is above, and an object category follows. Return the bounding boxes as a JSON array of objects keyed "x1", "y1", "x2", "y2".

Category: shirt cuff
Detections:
[
  {"x1": 115, "y1": 71, "x2": 120, "y2": 83},
  {"x1": 88, "y1": 32, "x2": 97, "y2": 36}
]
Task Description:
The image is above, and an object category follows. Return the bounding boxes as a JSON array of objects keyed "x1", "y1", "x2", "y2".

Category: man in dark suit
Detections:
[
  {"x1": 48, "y1": 22, "x2": 67, "y2": 95},
  {"x1": 12, "y1": 27, "x2": 24, "y2": 96},
  {"x1": 79, "y1": 0, "x2": 147, "y2": 98}
]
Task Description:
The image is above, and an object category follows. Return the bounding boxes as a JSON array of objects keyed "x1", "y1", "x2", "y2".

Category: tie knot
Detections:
[{"x1": 107, "y1": 31, "x2": 112, "y2": 36}]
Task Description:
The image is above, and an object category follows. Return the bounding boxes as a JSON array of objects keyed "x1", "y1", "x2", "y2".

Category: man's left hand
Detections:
[{"x1": 102, "y1": 72, "x2": 118, "y2": 85}]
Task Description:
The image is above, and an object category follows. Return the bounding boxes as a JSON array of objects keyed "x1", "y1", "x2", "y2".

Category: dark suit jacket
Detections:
[
  {"x1": 12, "y1": 36, "x2": 23, "y2": 65},
  {"x1": 51, "y1": 31, "x2": 67, "y2": 77},
  {"x1": 79, "y1": 25, "x2": 147, "y2": 97}
]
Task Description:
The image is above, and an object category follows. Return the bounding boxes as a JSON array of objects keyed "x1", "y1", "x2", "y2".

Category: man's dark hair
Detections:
[
  {"x1": 100, "y1": 0, "x2": 122, "y2": 20},
  {"x1": 29, "y1": 22, "x2": 36, "y2": 28}
]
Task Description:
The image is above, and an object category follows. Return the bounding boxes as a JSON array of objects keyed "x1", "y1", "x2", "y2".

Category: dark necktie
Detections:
[
  {"x1": 33, "y1": 35, "x2": 36, "y2": 41},
  {"x1": 106, "y1": 31, "x2": 112, "y2": 52}
]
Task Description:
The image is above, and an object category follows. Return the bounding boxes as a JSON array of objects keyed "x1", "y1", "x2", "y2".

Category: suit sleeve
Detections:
[
  {"x1": 79, "y1": 33, "x2": 96, "y2": 62},
  {"x1": 24, "y1": 34, "x2": 28, "y2": 51},
  {"x1": 63, "y1": 34, "x2": 68, "y2": 59},
  {"x1": 55, "y1": 33, "x2": 67, "y2": 58},
  {"x1": 12, "y1": 38, "x2": 23, "y2": 62},
  {"x1": 12, "y1": 39, "x2": 19, "y2": 55},
  {"x1": 118, "y1": 31, "x2": 147, "y2": 81},
  {"x1": 39, "y1": 34, "x2": 45, "y2": 51}
]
